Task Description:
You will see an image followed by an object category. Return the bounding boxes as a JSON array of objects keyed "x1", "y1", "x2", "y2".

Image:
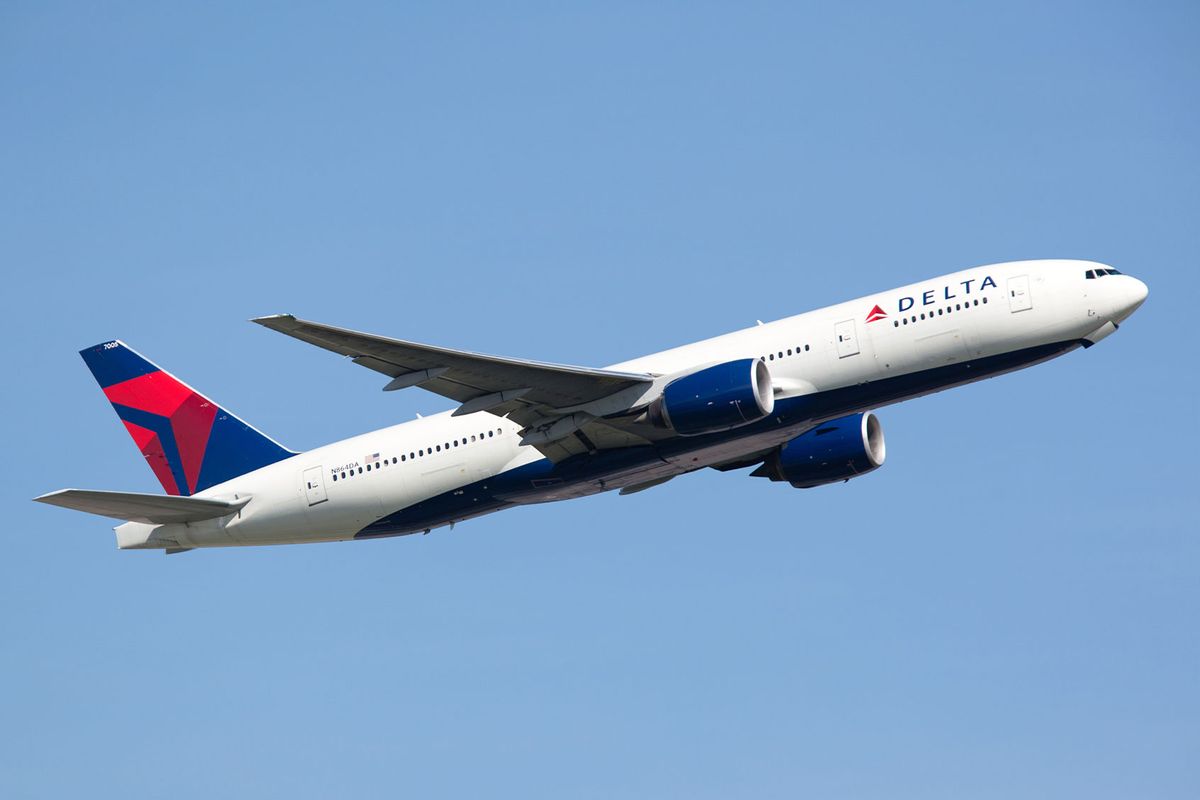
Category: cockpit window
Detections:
[
  {"x1": 1107, "y1": 268, "x2": 1122, "y2": 275},
  {"x1": 1086, "y1": 270, "x2": 1096, "y2": 279}
]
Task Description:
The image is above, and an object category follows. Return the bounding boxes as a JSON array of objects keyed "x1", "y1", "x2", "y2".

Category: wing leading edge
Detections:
[{"x1": 252, "y1": 315, "x2": 662, "y2": 455}]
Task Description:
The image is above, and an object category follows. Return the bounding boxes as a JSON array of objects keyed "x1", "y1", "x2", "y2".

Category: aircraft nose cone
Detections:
[
  {"x1": 1114, "y1": 276, "x2": 1149, "y2": 322},
  {"x1": 1130, "y1": 277, "x2": 1149, "y2": 306}
]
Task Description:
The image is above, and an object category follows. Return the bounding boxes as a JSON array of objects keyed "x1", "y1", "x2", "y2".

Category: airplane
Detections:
[{"x1": 35, "y1": 259, "x2": 1148, "y2": 554}]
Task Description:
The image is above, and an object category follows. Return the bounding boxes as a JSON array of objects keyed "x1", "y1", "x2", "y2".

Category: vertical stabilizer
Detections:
[{"x1": 80, "y1": 341, "x2": 295, "y2": 496}]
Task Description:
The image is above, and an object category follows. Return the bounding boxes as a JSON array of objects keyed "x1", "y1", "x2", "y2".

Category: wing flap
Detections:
[{"x1": 34, "y1": 489, "x2": 249, "y2": 524}]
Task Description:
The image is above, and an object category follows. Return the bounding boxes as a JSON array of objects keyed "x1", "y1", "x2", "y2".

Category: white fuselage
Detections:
[{"x1": 115, "y1": 259, "x2": 1147, "y2": 550}]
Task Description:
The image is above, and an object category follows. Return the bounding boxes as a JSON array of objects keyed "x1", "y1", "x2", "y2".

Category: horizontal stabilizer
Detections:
[{"x1": 34, "y1": 489, "x2": 249, "y2": 524}]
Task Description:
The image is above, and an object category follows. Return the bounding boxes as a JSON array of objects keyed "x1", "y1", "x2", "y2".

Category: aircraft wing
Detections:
[
  {"x1": 35, "y1": 489, "x2": 250, "y2": 524},
  {"x1": 253, "y1": 315, "x2": 662, "y2": 456}
]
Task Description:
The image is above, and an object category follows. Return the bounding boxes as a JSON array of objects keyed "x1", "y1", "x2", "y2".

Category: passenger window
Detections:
[
  {"x1": 804, "y1": 344, "x2": 810, "y2": 352},
  {"x1": 488, "y1": 431, "x2": 494, "y2": 438},
  {"x1": 358, "y1": 467, "x2": 363, "y2": 474},
  {"x1": 982, "y1": 297, "x2": 988, "y2": 304}
]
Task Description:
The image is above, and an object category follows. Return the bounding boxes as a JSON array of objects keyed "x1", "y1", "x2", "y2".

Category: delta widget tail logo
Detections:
[
  {"x1": 865, "y1": 304, "x2": 888, "y2": 323},
  {"x1": 80, "y1": 341, "x2": 293, "y2": 496},
  {"x1": 103, "y1": 369, "x2": 217, "y2": 495}
]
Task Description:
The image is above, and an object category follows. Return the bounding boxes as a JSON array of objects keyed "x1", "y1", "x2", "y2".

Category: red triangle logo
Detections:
[{"x1": 865, "y1": 304, "x2": 888, "y2": 323}]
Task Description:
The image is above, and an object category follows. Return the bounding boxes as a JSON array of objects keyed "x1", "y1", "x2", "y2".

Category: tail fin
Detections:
[{"x1": 80, "y1": 340, "x2": 295, "y2": 496}]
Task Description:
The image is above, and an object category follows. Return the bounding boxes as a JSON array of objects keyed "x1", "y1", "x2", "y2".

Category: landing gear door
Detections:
[
  {"x1": 835, "y1": 319, "x2": 860, "y2": 358},
  {"x1": 1008, "y1": 275, "x2": 1032, "y2": 312},
  {"x1": 302, "y1": 466, "x2": 328, "y2": 506}
]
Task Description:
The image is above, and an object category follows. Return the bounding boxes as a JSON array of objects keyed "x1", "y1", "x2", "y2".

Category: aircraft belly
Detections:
[
  {"x1": 657, "y1": 425, "x2": 807, "y2": 471},
  {"x1": 502, "y1": 460, "x2": 681, "y2": 503}
]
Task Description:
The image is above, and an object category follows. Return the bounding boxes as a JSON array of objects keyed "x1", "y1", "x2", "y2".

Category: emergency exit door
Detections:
[
  {"x1": 1008, "y1": 275, "x2": 1032, "y2": 312},
  {"x1": 835, "y1": 319, "x2": 860, "y2": 358},
  {"x1": 302, "y1": 466, "x2": 328, "y2": 506}
]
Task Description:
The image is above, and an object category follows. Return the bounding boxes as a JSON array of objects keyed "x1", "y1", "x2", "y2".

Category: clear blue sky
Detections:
[{"x1": 2, "y1": 2, "x2": 1196, "y2": 797}]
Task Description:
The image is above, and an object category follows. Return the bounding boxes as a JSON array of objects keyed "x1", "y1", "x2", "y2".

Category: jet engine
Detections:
[
  {"x1": 752, "y1": 412, "x2": 886, "y2": 488},
  {"x1": 648, "y1": 358, "x2": 774, "y2": 436}
]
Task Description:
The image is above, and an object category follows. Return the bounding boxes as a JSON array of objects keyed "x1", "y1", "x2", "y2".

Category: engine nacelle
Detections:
[
  {"x1": 753, "y1": 412, "x2": 886, "y2": 488},
  {"x1": 648, "y1": 358, "x2": 774, "y2": 436}
]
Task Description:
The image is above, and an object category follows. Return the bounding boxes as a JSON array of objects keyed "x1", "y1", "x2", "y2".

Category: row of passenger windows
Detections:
[
  {"x1": 331, "y1": 427, "x2": 505, "y2": 481},
  {"x1": 763, "y1": 344, "x2": 811, "y2": 361},
  {"x1": 1085, "y1": 268, "x2": 1122, "y2": 279},
  {"x1": 893, "y1": 297, "x2": 987, "y2": 327}
]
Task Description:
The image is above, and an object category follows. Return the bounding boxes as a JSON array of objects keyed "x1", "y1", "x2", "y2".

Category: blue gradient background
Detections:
[{"x1": 2, "y1": 3, "x2": 1196, "y2": 797}]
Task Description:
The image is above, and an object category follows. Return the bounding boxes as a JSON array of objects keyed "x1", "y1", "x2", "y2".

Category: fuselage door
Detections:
[
  {"x1": 835, "y1": 319, "x2": 860, "y2": 358},
  {"x1": 302, "y1": 466, "x2": 328, "y2": 506},
  {"x1": 1008, "y1": 275, "x2": 1032, "y2": 312}
]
